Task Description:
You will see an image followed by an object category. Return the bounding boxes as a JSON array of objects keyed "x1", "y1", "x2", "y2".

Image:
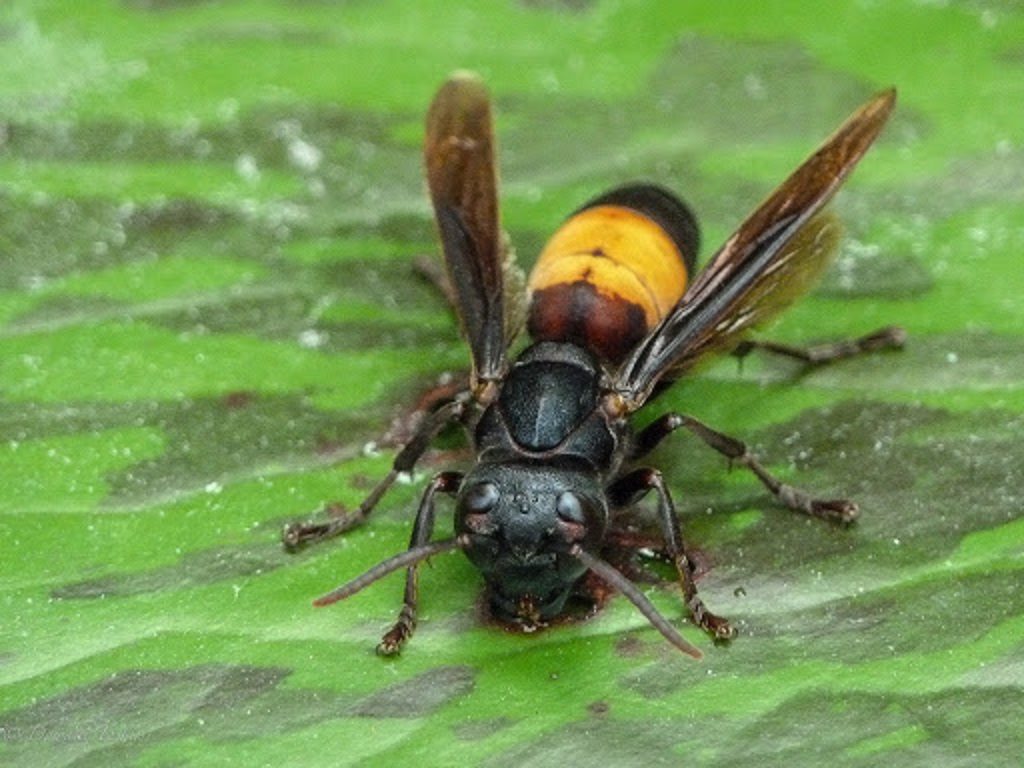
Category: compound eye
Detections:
[
  {"x1": 556, "y1": 492, "x2": 585, "y2": 524},
  {"x1": 465, "y1": 482, "x2": 499, "y2": 514}
]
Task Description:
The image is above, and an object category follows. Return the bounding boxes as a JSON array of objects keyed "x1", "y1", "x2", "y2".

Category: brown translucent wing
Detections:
[
  {"x1": 425, "y1": 72, "x2": 508, "y2": 395},
  {"x1": 613, "y1": 89, "x2": 896, "y2": 410},
  {"x1": 664, "y1": 209, "x2": 841, "y2": 371}
]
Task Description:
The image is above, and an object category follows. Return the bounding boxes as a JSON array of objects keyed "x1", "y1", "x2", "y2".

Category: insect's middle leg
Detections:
[
  {"x1": 631, "y1": 412, "x2": 858, "y2": 523},
  {"x1": 608, "y1": 468, "x2": 735, "y2": 640},
  {"x1": 282, "y1": 397, "x2": 467, "y2": 551}
]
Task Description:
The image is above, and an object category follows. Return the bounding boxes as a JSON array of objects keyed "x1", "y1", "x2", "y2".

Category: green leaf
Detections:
[{"x1": 2, "y1": 1, "x2": 1022, "y2": 766}]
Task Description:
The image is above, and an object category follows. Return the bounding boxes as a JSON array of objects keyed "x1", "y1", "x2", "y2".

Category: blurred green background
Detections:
[{"x1": 1, "y1": 1, "x2": 1022, "y2": 766}]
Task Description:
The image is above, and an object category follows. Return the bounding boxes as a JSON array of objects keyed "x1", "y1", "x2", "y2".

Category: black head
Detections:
[{"x1": 454, "y1": 461, "x2": 608, "y2": 626}]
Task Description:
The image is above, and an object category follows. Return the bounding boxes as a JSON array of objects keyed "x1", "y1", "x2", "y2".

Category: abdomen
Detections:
[{"x1": 527, "y1": 183, "x2": 699, "y2": 364}]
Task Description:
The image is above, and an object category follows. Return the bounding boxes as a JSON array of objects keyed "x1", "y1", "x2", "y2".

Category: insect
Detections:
[{"x1": 284, "y1": 72, "x2": 904, "y2": 658}]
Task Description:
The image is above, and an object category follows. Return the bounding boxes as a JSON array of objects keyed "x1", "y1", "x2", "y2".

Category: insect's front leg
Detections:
[
  {"x1": 377, "y1": 470, "x2": 463, "y2": 656},
  {"x1": 608, "y1": 468, "x2": 735, "y2": 641},
  {"x1": 630, "y1": 412, "x2": 858, "y2": 524},
  {"x1": 733, "y1": 325, "x2": 906, "y2": 365},
  {"x1": 282, "y1": 397, "x2": 467, "y2": 551}
]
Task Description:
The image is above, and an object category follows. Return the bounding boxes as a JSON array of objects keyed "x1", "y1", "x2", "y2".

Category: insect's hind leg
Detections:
[
  {"x1": 733, "y1": 325, "x2": 906, "y2": 366},
  {"x1": 281, "y1": 397, "x2": 467, "y2": 551},
  {"x1": 631, "y1": 412, "x2": 857, "y2": 524}
]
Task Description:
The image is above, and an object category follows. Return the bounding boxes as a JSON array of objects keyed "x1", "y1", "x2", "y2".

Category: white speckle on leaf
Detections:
[
  {"x1": 298, "y1": 329, "x2": 327, "y2": 349},
  {"x1": 235, "y1": 153, "x2": 261, "y2": 183},
  {"x1": 743, "y1": 73, "x2": 766, "y2": 99},
  {"x1": 218, "y1": 98, "x2": 239, "y2": 121},
  {"x1": 539, "y1": 70, "x2": 560, "y2": 93},
  {"x1": 121, "y1": 59, "x2": 148, "y2": 79},
  {"x1": 967, "y1": 227, "x2": 989, "y2": 244},
  {"x1": 288, "y1": 137, "x2": 323, "y2": 172}
]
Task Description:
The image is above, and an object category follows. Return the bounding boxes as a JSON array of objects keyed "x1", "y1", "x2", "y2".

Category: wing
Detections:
[
  {"x1": 612, "y1": 88, "x2": 896, "y2": 411},
  {"x1": 425, "y1": 72, "x2": 510, "y2": 399}
]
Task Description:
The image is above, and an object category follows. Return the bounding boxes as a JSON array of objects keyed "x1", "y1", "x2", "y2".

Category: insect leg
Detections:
[
  {"x1": 608, "y1": 468, "x2": 735, "y2": 640},
  {"x1": 637, "y1": 412, "x2": 858, "y2": 523},
  {"x1": 377, "y1": 470, "x2": 463, "y2": 656},
  {"x1": 629, "y1": 412, "x2": 691, "y2": 461},
  {"x1": 282, "y1": 397, "x2": 467, "y2": 551},
  {"x1": 733, "y1": 325, "x2": 906, "y2": 365}
]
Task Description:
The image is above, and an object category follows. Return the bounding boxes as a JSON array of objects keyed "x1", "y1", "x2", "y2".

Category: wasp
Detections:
[{"x1": 284, "y1": 72, "x2": 904, "y2": 658}]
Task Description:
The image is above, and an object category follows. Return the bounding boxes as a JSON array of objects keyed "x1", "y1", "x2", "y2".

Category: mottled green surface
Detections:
[{"x1": 2, "y1": 1, "x2": 1022, "y2": 766}]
